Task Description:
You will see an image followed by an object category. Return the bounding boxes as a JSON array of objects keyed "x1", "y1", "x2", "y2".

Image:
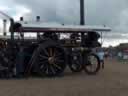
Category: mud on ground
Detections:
[{"x1": 0, "y1": 59, "x2": 128, "y2": 96}]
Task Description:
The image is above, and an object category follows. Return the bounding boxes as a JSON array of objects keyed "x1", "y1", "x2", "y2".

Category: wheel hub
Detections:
[{"x1": 48, "y1": 57, "x2": 55, "y2": 64}]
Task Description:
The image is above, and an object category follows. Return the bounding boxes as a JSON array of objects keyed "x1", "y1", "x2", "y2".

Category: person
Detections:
[
  {"x1": 118, "y1": 52, "x2": 122, "y2": 60},
  {"x1": 97, "y1": 48, "x2": 105, "y2": 69}
]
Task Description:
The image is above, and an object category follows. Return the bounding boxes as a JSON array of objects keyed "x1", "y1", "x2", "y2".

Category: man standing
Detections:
[{"x1": 97, "y1": 48, "x2": 105, "y2": 69}]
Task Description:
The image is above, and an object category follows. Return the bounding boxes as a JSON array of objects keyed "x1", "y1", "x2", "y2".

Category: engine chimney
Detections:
[
  {"x1": 36, "y1": 16, "x2": 40, "y2": 39},
  {"x1": 3, "y1": 19, "x2": 7, "y2": 36},
  {"x1": 80, "y1": 0, "x2": 85, "y2": 25},
  {"x1": 36, "y1": 16, "x2": 40, "y2": 22},
  {"x1": 20, "y1": 17, "x2": 24, "y2": 21}
]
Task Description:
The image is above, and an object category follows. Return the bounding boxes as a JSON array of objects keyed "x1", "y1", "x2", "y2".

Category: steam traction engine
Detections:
[{"x1": 0, "y1": 18, "x2": 111, "y2": 78}]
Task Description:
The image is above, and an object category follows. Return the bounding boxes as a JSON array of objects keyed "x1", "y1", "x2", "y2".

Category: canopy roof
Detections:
[{"x1": 11, "y1": 22, "x2": 111, "y2": 33}]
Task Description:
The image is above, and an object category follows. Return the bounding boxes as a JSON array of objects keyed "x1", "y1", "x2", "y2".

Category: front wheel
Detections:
[
  {"x1": 68, "y1": 51, "x2": 83, "y2": 72},
  {"x1": 83, "y1": 53, "x2": 100, "y2": 75}
]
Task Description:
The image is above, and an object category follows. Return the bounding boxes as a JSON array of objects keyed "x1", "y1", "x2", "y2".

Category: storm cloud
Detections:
[{"x1": 12, "y1": 0, "x2": 128, "y2": 26}]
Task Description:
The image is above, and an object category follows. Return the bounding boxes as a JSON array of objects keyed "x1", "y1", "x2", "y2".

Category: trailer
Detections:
[{"x1": 0, "y1": 17, "x2": 111, "y2": 78}]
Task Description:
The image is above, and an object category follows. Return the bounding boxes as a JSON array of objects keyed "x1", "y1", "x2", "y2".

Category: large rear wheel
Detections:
[{"x1": 36, "y1": 43, "x2": 66, "y2": 76}]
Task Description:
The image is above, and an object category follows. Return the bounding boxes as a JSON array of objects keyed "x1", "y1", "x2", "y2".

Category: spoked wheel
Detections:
[
  {"x1": 84, "y1": 53, "x2": 100, "y2": 75},
  {"x1": 37, "y1": 45, "x2": 66, "y2": 76},
  {"x1": 0, "y1": 50, "x2": 14, "y2": 78},
  {"x1": 68, "y1": 51, "x2": 83, "y2": 72}
]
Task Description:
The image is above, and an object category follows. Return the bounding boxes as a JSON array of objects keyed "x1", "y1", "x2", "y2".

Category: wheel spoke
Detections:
[
  {"x1": 49, "y1": 65, "x2": 56, "y2": 74},
  {"x1": 40, "y1": 64, "x2": 45, "y2": 69},
  {"x1": 39, "y1": 60, "x2": 48, "y2": 65},
  {"x1": 48, "y1": 48, "x2": 54, "y2": 57},
  {"x1": 40, "y1": 64, "x2": 47, "y2": 73},
  {"x1": 45, "y1": 64, "x2": 49, "y2": 74},
  {"x1": 52, "y1": 63, "x2": 62, "y2": 70},
  {"x1": 39, "y1": 54, "x2": 48, "y2": 59},
  {"x1": 43, "y1": 49, "x2": 49, "y2": 56}
]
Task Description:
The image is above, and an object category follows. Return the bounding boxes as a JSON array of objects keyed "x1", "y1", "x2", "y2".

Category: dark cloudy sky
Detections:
[{"x1": 0, "y1": 0, "x2": 128, "y2": 47}]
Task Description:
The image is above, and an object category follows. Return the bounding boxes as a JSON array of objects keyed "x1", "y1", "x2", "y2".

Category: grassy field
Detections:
[{"x1": 0, "y1": 59, "x2": 128, "y2": 96}]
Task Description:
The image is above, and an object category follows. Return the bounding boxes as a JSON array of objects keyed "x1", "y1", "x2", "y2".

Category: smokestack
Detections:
[
  {"x1": 20, "y1": 17, "x2": 24, "y2": 38},
  {"x1": 36, "y1": 16, "x2": 40, "y2": 22},
  {"x1": 20, "y1": 17, "x2": 24, "y2": 21},
  {"x1": 3, "y1": 19, "x2": 7, "y2": 36},
  {"x1": 36, "y1": 16, "x2": 40, "y2": 39},
  {"x1": 80, "y1": 0, "x2": 85, "y2": 25}
]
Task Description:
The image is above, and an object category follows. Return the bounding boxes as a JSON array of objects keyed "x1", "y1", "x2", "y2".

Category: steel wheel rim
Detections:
[
  {"x1": 38, "y1": 46, "x2": 65, "y2": 76},
  {"x1": 86, "y1": 55, "x2": 98, "y2": 72}
]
